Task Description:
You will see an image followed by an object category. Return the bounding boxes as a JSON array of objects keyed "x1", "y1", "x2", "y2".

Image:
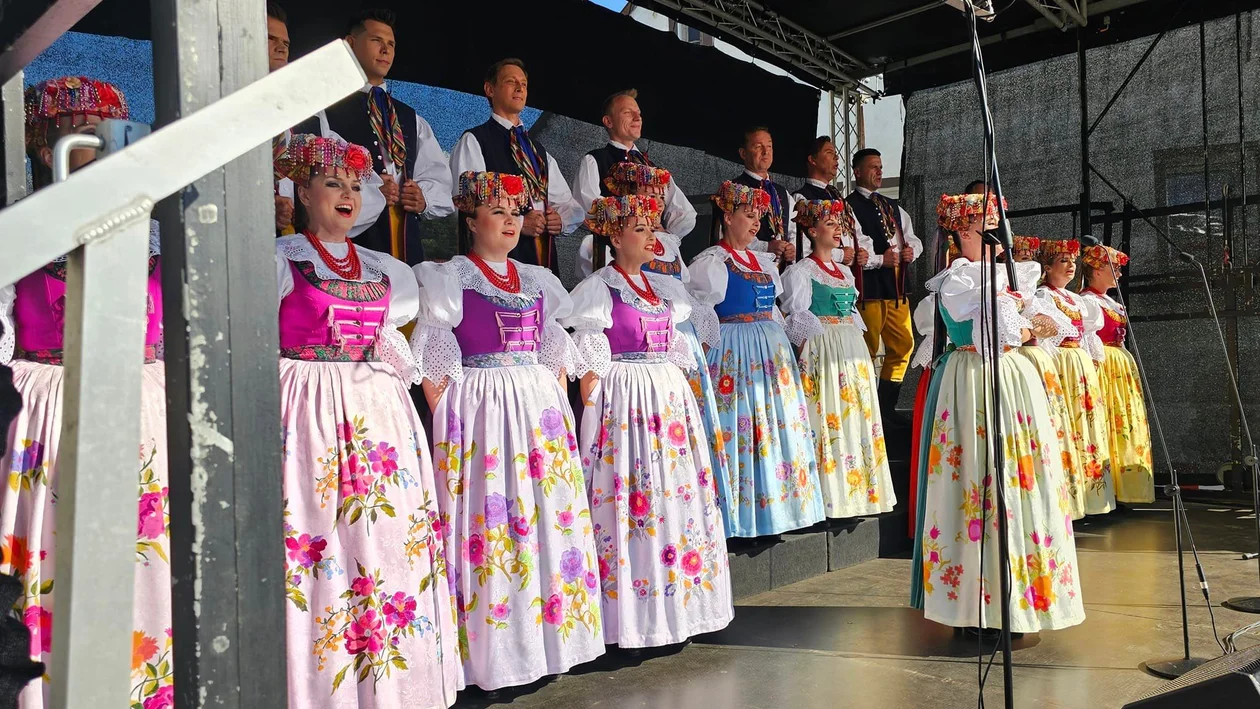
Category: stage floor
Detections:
[{"x1": 454, "y1": 501, "x2": 1260, "y2": 709}]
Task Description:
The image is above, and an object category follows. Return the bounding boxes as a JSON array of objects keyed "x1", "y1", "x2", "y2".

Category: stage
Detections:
[{"x1": 453, "y1": 502, "x2": 1260, "y2": 708}]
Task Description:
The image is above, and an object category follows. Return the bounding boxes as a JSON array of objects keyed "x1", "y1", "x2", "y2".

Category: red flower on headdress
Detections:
[
  {"x1": 344, "y1": 147, "x2": 370, "y2": 173},
  {"x1": 501, "y1": 175, "x2": 525, "y2": 196}
]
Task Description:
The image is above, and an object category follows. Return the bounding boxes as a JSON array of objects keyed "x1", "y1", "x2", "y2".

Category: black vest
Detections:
[
  {"x1": 712, "y1": 172, "x2": 791, "y2": 244},
  {"x1": 463, "y1": 120, "x2": 558, "y2": 274},
  {"x1": 846, "y1": 190, "x2": 904, "y2": 300},
  {"x1": 794, "y1": 181, "x2": 842, "y2": 201},
  {"x1": 587, "y1": 144, "x2": 654, "y2": 198},
  {"x1": 303, "y1": 91, "x2": 424, "y2": 264}
]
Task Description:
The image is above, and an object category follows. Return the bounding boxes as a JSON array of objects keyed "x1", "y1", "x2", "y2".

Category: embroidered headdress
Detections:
[
  {"x1": 792, "y1": 198, "x2": 853, "y2": 235},
  {"x1": 1039, "y1": 239, "x2": 1081, "y2": 260},
  {"x1": 711, "y1": 180, "x2": 770, "y2": 216},
  {"x1": 604, "y1": 162, "x2": 671, "y2": 196},
  {"x1": 276, "y1": 133, "x2": 373, "y2": 184},
  {"x1": 1082, "y1": 244, "x2": 1129, "y2": 269},
  {"x1": 935, "y1": 193, "x2": 1006, "y2": 233},
  {"x1": 25, "y1": 76, "x2": 129, "y2": 152},
  {"x1": 1010, "y1": 235, "x2": 1042, "y2": 262},
  {"x1": 453, "y1": 170, "x2": 531, "y2": 214},
  {"x1": 584, "y1": 195, "x2": 664, "y2": 238}
]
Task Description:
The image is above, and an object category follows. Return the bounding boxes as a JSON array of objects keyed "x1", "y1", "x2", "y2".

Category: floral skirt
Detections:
[
  {"x1": 677, "y1": 320, "x2": 732, "y2": 499},
  {"x1": 1, "y1": 360, "x2": 172, "y2": 709},
  {"x1": 1098, "y1": 346, "x2": 1155, "y2": 503},
  {"x1": 581, "y1": 360, "x2": 733, "y2": 647},
  {"x1": 279, "y1": 359, "x2": 460, "y2": 709},
  {"x1": 432, "y1": 363, "x2": 604, "y2": 691},
  {"x1": 911, "y1": 350, "x2": 1085, "y2": 633},
  {"x1": 1053, "y1": 347, "x2": 1115, "y2": 516},
  {"x1": 1017, "y1": 346, "x2": 1080, "y2": 519},
  {"x1": 798, "y1": 322, "x2": 895, "y2": 518},
  {"x1": 707, "y1": 320, "x2": 822, "y2": 538}
]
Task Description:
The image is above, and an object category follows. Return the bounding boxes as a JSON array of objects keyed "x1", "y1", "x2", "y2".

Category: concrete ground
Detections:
[{"x1": 454, "y1": 502, "x2": 1260, "y2": 709}]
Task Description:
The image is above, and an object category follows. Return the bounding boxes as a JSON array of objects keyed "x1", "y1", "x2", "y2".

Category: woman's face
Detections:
[
  {"x1": 809, "y1": 216, "x2": 841, "y2": 252},
  {"x1": 468, "y1": 196, "x2": 522, "y2": 252},
  {"x1": 1044, "y1": 254, "x2": 1077, "y2": 287},
  {"x1": 1088, "y1": 264, "x2": 1117, "y2": 290},
  {"x1": 723, "y1": 204, "x2": 761, "y2": 248},
  {"x1": 298, "y1": 167, "x2": 361, "y2": 235},
  {"x1": 38, "y1": 114, "x2": 105, "y2": 176},
  {"x1": 958, "y1": 228, "x2": 984, "y2": 261},
  {"x1": 611, "y1": 216, "x2": 656, "y2": 265}
]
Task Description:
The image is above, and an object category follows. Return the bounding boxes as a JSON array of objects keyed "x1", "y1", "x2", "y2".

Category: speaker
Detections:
[{"x1": 1124, "y1": 646, "x2": 1260, "y2": 708}]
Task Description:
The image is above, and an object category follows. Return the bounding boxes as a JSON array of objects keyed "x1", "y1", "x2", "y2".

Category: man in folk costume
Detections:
[
  {"x1": 296, "y1": 8, "x2": 452, "y2": 264},
  {"x1": 845, "y1": 147, "x2": 921, "y2": 426},
  {"x1": 791, "y1": 136, "x2": 870, "y2": 267},
  {"x1": 449, "y1": 58, "x2": 585, "y2": 275},
  {"x1": 269, "y1": 2, "x2": 297, "y2": 235},
  {"x1": 712, "y1": 127, "x2": 796, "y2": 264},
  {"x1": 572, "y1": 89, "x2": 696, "y2": 237}
]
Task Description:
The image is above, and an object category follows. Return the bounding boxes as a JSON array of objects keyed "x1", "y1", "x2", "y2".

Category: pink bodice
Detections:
[
  {"x1": 278, "y1": 261, "x2": 390, "y2": 361},
  {"x1": 14, "y1": 258, "x2": 162, "y2": 365},
  {"x1": 1085, "y1": 289, "x2": 1127, "y2": 346}
]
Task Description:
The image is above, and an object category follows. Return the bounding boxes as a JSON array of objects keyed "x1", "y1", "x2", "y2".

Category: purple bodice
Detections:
[
  {"x1": 453, "y1": 290, "x2": 545, "y2": 366},
  {"x1": 278, "y1": 261, "x2": 390, "y2": 361},
  {"x1": 606, "y1": 289, "x2": 672, "y2": 357},
  {"x1": 14, "y1": 258, "x2": 162, "y2": 364}
]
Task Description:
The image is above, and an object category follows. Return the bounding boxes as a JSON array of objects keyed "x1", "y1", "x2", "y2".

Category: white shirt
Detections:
[
  {"x1": 571, "y1": 140, "x2": 697, "y2": 237},
  {"x1": 853, "y1": 186, "x2": 922, "y2": 270},
  {"x1": 315, "y1": 82, "x2": 456, "y2": 220},
  {"x1": 275, "y1": 127, "x2": 387, "y2": 238},
  {"x1": 789, "y1": 177, "x2": 874, "y2": 261},
  {"x1": 448, "y1": 112, "x2": 585, "y2": 234}
]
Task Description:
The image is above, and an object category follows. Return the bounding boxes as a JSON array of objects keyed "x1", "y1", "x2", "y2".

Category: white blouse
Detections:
[
  {"x1": 1034, "y1": 285, "x2": 1106, "y2": 363},
  {"x1": 274, "y1": 234, "x2": 420, "y2": 383},
  {"x1": 1079, "y1": 289, "x2": 1130, "y2": 351},
  {"x1": 409, "y1": 255, "x2": 581, "y2": 386},
  {"x1": 561, "y1": 266, "x2": 697, "y2": 379},
  {"x1": 778, "y1": 257, "x2": 866, "y2": 348},
  {"x1": 933, "y1": 258, "x2": 1043, "y2": 358}
]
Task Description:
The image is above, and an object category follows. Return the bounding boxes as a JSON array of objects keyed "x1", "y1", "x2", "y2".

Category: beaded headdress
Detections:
[
  {"x1": 453, "y1": 170, "x2": 531, "y2": 214},
  {"x1": 584, "y1": 195, "x2": 664, "y2": 238},
  {"x1": 1082, "y1": 244, "x2": 1129, "y2": 270},
  {"x1": 24, "y1": 76, "x2": 129, "y2": 152},
  {"x1": 792, "y1": 198, "x2": 853, "y2": 234},
  {"x1": 1039, "y1": 239, "x2": 1081, "y2": 260},
  {"x1": 1010, "y1": 235, "x2": 1042, "y2": 262},
  {"x1": 276, "y1": 133, "x2": 373, "y2": 184},
  {"x1": 935, "y1": 193, "x2": 1006, "y2": 233},
  {"x1": 604, "y1": 162, "x2": 672, "y2": 196},
  {"x1": 711, "y1": 180, "x2": 770, "y2": 216}
]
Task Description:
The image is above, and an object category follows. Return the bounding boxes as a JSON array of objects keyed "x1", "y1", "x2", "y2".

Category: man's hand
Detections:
[
  {"x1": 882, "y1": 249, "x2": 900, "y2": 267},
  {"x1": 840, "y1": 246, "x2": 855, "y2": 265},
  {"x1": 379, "y1": 173, "x2": 400, "y2": 206},
  {"x1": 274, "y1": 195, "x2": 294, "y2": 231},
  {"x1": 544, "y1": 207, "x2": 564, "y2": 235},
  {"x1": 521, "y1": 210, "x2": 546, "y2": 237},
  {"x1": 856, "y1": 248, "x2": 870, "y2": 268},
  {"x1": 781, "y1": 241, "x2": 797, "y2": 262},
  {"x1": 901, "y1": 246, "x2": 915, "y2": 263},
  {"x1": 400, "y1": 179, "x2": 426, "y2": 214}
]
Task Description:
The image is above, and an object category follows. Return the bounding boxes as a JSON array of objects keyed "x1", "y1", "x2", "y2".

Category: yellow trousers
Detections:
[{"x1": 858, "y1": 299, "x2": 914, "y2": 383}]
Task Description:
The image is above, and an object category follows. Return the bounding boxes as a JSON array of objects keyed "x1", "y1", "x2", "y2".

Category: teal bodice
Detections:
[
  {"x1": 938, "y1": 303, "x2": 974, "y2": 347},
  {"x1": 809, "y1": 279, "x2": 858, "y2": 318}
]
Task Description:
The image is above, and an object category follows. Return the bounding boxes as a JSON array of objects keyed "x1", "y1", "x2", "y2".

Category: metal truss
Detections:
[
  {"x1": 830, "y1": 89, "x2": 864, "y2": 193},
  {"x1": 648, "y1": 0, "x2": 882, "y2": 96},
  {"x1": 1022, "y1": 0, "x2": 1088, "y2": 30}
]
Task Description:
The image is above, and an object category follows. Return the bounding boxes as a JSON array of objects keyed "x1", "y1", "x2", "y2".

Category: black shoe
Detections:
[{"x1": 878, "y1": 380, "x2": 911, "y2": 430}]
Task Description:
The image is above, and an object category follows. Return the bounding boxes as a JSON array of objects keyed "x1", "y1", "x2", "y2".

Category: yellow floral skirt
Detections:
[
  {"x1": 1098, "y1": 345, "x2": 1155, "y2": 503},
  {"x1": 1016, "y1": 346, "x2": 1078, "y2": 517},
  {"x1": 1053, "y1": 347, "x2": 1115, "y2": 516}
]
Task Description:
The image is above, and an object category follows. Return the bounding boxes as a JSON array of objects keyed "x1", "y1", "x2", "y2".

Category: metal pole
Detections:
[
  {"x1": 1079, "y1": 27, "x2": 1091, "y2": 238},
  {"x1": 0, "y1": 73, "x2": 24, "y2": 206},
  {"x1": 151, "y1": 0, "x2": 287, "y2": 705},
  {"x1": 1237, "y1": 12, "x2": 1250, "y2": 268}
]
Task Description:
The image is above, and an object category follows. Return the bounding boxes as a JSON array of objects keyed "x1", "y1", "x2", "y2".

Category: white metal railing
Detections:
[{"x1": 0, "y1": 40, "x2": 366, "y2": 707}]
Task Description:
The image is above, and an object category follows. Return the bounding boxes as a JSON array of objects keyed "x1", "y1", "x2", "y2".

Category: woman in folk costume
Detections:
[
  {"x1": 595, "y1": 162, "x2": 729, "y2": 488},
  {"x1": 0, "y1": 76, "x2": 173, "y2": 708},
  {"x1": 1034, "y1": 239, "x2": 1115, "y2": 517},
  {"x1": 1079, "y1": 244, "x2": 1154, "y2": 504},
  {"x1": 911, "y1": 193, "x2": 1084, "y2": 634},
  {"x1": 274, "y1": 134, "x2": 459, "y2": 708},
  {"x1": 780, "y1": 199, "x2": 895, "y2": 519},
  {"x1": 689, "y1": 181, "x2": 822, "y2": 538},
  {"x1": 411, "y1": 172, "x2": 602, "y2": 690},
  {"x1": 1009, "y1": 236, "x2": 1078, "y2": 519},
  {"x1": 563, "y1": 194, "x2": 733, "y2": 648}
]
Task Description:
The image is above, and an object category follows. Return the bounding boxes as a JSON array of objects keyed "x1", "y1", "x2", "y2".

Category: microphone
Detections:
[{"x1": 1080, "y1": 233, "x2": 1099, "y2": 246}]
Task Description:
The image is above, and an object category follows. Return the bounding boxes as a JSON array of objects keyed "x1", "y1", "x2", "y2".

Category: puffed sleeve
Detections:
[
  {"x1": 779, "y1": 262, "x2": 824, "y2": 347},
  {"x1": 938, "y1": 261, "x2": 1029, "y2": 356},
  {"x1": 687, "y1": 249, "x2": 729, "y2": 307},
  {"x1": 410, "y1": 261, "x2": 465, "y2": 386},
  {"x1": 653, "y1": 269, "x2": 717, "y2": 349},
  {"x1": 535, "y1": 267, "x2": 583, "y2": 379},
  {"x1": 1079, "y1": 296, "x2": 1106, "y2": 363},
  {"x1": 909, "y1": 294, "x2": 937, "y2": 370},
  {"x1": 275, "y1": 250, "x2": 295, "y2": 305},
  {"x1": 377, "y1": 255, "x2": 421, "y2": 384},
  {"x1": 0, "y1": 284, "x2": 14, "y2": 365},
  {"x1": 558, "y1": 275, "x2": 614, "y2": 379},
  {"x1": 1028, "y1": 287, "x2": 1080, "y2": 356}
]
